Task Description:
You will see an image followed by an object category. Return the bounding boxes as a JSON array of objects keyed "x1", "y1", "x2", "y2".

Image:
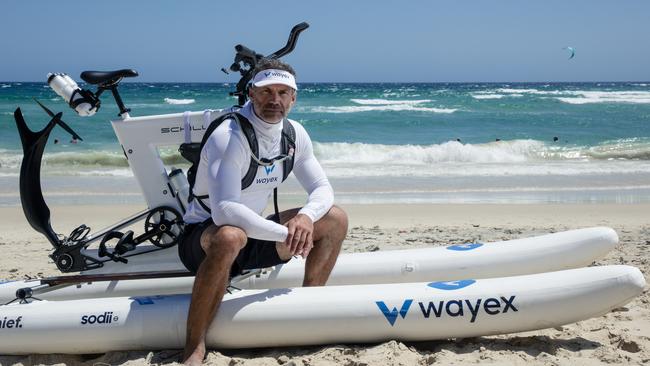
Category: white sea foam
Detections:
[
  {"x1": 0, "y1": 150, "x2": 130, "y2": 170},
  {"x1": 309, "y1": 138, "x2": 650, "y2": 178},
  {"x1": 583, "y1": 138, "x2": 650, "y2": 160},
  {"x1": 3, "y1": 138, "x2": 650, "y2": 179},
  {"x1": 305, "y1": 105, "x2": 457, "y2": 113},
  {"x1": 350, "y1": 99, "x2": 431, "y2": 105},
  {"x1": 74, "y1": 169, "x2": 133, "y2": 177},
  {"x1": 321, "y1": 160, "x2": 650, "y2": 178},
  {"x1": 1, "y1": 84, "x2": 10, "y2": 88},
  {"x1": 0, "y1": 151, "x2": 23, "y2": 169},
  {"x1": 496, "y1": 88, "x2": 552, "y2": 94},
  {"x1": 164, "y1": 98, "x2": 195, "y2": 105},
  {"x1": 471, "y1": 94, "x2": 504, "y2": 100},
  {"x1": 314, "y1": 140, "x2": 542, "y2": 166},
  {"x1": 556, "y1": 91, "x2": 650, "y2": 104},
  {"x1": 491, "y1": 87, "x2": 650, "y2": 104}
]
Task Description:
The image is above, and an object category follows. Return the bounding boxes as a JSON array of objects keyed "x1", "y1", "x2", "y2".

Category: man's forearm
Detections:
[{"x1": 212, "y1": 200, "x2": 288, "y2": 242}]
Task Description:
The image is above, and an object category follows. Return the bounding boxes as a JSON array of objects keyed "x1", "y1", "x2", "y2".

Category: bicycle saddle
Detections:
[{"x1": 80, "y1": 69, "x2": 139, "y2": 85}]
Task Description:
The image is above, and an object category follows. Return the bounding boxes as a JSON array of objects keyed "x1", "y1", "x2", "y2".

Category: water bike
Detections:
[
  {"x1": 12, "y1": 23, "x2": 312, "y2": 277},
  {"x1": 0, "y1": 23, "x2": 644, "y2": 354}
]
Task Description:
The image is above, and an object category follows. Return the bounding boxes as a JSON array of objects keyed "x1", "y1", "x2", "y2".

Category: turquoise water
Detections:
[{"x1": 1, "y1": 81, "x2": 650, "y2": 205}]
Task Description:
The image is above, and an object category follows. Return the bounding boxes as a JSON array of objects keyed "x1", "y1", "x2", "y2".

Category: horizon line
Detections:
[{"x1": 2, "y1": 80, "x2": 650, "y2": 84}]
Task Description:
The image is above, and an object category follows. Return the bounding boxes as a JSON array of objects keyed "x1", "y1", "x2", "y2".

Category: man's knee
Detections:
[
  {"x1": 201, "y1": 225, "x2": 247, "y2": 259},
  {"x1": 324, "y1": 205, "x2": 348, "y2": 232},
  {"x1": 315, "y1": 205, "x2": 348, "y2": 241},
  {"x1": 328, "y1": 205, "x2": 348, "y2": 227}
]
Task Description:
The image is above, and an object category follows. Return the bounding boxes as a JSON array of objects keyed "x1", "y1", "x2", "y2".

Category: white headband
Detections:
[{"x1": 251, "y1": 69, "x2": 298, "y2": 90}]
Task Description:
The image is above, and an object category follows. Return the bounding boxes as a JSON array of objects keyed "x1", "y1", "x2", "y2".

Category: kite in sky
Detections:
[{"x1": 563, "y1": 46, "x2": 576, "y2": 60}]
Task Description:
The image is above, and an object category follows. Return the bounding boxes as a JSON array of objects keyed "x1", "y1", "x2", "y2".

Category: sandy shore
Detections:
[{"x1": 0, "y1": 203, "x2": 648, "y2": 365}]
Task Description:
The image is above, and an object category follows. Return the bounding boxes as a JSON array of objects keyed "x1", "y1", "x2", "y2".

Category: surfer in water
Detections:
[{"x1": 179, "y1": 59, "x2": 348, "y2": 365}]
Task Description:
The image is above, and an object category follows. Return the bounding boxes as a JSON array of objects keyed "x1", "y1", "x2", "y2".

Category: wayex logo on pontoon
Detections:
[
  {"x1": 375, "y1": 280, "x2": 518, "y2": 326},
  {"x1": 446, "y1": 243, "x2": 483, "y2": 251},
  {"x1": 375, "y1": 300, "x2": 413, "y2": 326}
]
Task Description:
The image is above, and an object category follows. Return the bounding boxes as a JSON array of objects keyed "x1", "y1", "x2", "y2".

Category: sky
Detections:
[{"x1": 1, "y1": 0, "x2": 649, "y2": 83}]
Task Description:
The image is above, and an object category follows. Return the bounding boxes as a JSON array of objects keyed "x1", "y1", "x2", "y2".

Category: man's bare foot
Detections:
[{"x1": 183, "y1": 347, "x2": 206, "y2": 366}]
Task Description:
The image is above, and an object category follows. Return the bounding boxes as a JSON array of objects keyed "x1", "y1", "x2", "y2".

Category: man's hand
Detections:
[{"x1": 284, "y1": 214, "x2": 314, "y2": 258}]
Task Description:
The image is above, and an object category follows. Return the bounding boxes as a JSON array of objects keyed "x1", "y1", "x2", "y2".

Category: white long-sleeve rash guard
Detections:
[{"x1": 183, "y1": 102, "x2": 334, "y2": 242}]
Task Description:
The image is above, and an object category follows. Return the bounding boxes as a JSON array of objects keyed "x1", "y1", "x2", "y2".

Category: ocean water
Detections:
[{"x1": 1, "y1": 81, "x2": 650, "y2": 206}]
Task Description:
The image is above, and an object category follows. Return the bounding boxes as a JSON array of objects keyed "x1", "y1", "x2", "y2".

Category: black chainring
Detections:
[{"x1": 144, "y1": 206, "x2": 183, "y2": 248}]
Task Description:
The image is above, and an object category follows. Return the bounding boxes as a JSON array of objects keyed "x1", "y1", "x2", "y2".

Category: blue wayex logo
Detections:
[
  {"x1": 256, "y1": 177, "x2": 278, "y2": 184},
  {"x1": 134, "y1": 295, "x2": 167, "y2": 305},
  {"x1": 375, "y1": 300, "x2": 413, "y2": 326},
  {"x1": 264, "y1": 165, "x2": 275, "y2": 175},
  {"x1": 376, "y1": 280, "x2": 518, "y2": 326},
  {"x1": 135, "y1": 297, "x2": 155, "y2": 305},
  {"x1": 418, "y1": 295, "x2": 517, "y2": 323},
  {"x1": 428, "y1": 280, "x2": 476, "y2": 290},
  {"x1": 446, "y1": 243, "x2": 483, "y2": 251},
  {"x1": 264, "y1": 71, "x2": 290, "y2": 79}
]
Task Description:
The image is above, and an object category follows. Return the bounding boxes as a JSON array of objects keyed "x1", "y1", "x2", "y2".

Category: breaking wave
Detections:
[
  {"x1": 164, "y1": 98, "x2": 196, "y2": 105},
  {"x1": 300, "y1": 98, "x2": 456, "y2": 114},
  {"x1": 489, "y1": 88, "x2": 650, "y2": 104},
  {"x1": 350, "y1": 99, "x2": 432, "y2": 105},
  {"x1": 314, "y1": 138, "x2": 650, "y2": 165}
]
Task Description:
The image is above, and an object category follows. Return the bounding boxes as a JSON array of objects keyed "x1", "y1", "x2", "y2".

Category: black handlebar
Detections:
[
  {"x1": 266, "y1": 22, "x2": 310, "y2": 59},
  {"x1": 228, "y1": 22, "x2": 309, "y2": 105}
]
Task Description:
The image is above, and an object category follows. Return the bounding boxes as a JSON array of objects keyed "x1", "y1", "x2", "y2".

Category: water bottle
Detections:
[
  {"x1": 47, "y1": 73, "x2": 99, "y2": 116},
  {"x1": 168, "y1": 168, "x2": 190, "y2": 212}
]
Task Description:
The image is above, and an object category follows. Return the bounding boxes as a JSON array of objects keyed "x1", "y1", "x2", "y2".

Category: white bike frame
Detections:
[{"x1": 112, "y1": 109, "x2": 226, "y2": 212}]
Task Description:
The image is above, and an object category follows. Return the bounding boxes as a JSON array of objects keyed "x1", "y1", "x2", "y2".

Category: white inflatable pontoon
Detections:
[
  {"x1": 0, "y1": 226, "x2": 618, "y2": 303},
  {"x1": 0, "y1": 265, "x2": 643, "y2": 355}
]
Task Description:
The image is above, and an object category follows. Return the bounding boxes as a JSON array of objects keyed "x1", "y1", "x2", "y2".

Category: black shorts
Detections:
[{"x1": 178, "y1": 217, "x2": 290, "y2": 277}]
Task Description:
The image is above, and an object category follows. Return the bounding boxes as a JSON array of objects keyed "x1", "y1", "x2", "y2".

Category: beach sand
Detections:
[{"x1": 0, "y1": 203, "x2": 648, "y2": 365}]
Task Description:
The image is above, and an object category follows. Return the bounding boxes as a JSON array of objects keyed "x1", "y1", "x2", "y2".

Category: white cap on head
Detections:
[{"x1": 251, "y1": 69, "x2": 298, "y2": 90}]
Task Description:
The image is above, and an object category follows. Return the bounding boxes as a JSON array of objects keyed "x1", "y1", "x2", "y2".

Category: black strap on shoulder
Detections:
[
  {"x1": 183, "y1": 112, "x2": 229, "y2": 196},
  {"x1": 185, "y1": 112, "x2": 258, "y2": 212},
  {"x1": 273, "y1": 119, "x2": 297, "y2": 218},
  {"x1": 239, "y1": 115, "x2": 258, "y2": 190},
  {"x1": 281, "y1": 119, "x2": 296, "y2": 182}
]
